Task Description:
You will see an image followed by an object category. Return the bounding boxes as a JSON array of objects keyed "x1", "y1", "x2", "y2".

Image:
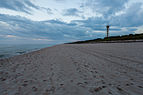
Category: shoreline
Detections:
[
  {"x1": 0, "y1": 44, "x2": 58, "y2": 60},
  {"x1": 1, "y1": 41, "x2": 143, "y2": 60}
]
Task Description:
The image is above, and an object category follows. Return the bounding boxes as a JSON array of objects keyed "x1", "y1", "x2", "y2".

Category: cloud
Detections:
[
  {"x1": 134, "y1": 26, "x2": 143, "y2": 34},
  {"x1": 111, "y1": 3, "x2": 143, "y2": 27},
  {"x1": 0, "y1": 0, "x2": 39, "y2": 14},
  {"x1": 32, "y1": 38, "x2": 54, "y2": 41},
  {"x1": 1, "y1": 1, "x2": 143, "y2": 44},
  {"x1": 0, "y1": 0, "x2": 143, "y2": 44},
  {"x1": 0, "y1": 12, "x2": 139, "y2": 44},
  {"x1": 84, "y1": 0, "x2": 129, "y2": 18},
  {"x1": 76, "y1": 1, "x2": 143, "y2": 29},
  {"x1": 40, "y1": 7, "x2": 53, "y2": 14},
  {"x1": 54, "y1": 0, "x2": 66, "y2": 3},
  {"x1": 63, "y1": 8, "x2": 82, "y2": 16},
  {"x1": 5, "y1": 35, "x2": 17, "y2": 38},
  {"x1": 72, "y1": 17, "x2": 121, "y2": 32},
  {"x1": 0, "y1": 14, "x2": 96, "y2": 44},
  {"x1": 81, "y1": 0, "x2": 143, "y2": 28}
]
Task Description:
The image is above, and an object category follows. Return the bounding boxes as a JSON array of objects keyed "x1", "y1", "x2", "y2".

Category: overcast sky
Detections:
[{"x1": 0, "y1": 0, "x2": 143, "y2": 44}]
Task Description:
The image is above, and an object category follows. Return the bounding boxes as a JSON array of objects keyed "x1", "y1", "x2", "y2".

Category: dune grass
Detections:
[{"x1": 69, "y1": 33, "x2": 143, "y2": 44}]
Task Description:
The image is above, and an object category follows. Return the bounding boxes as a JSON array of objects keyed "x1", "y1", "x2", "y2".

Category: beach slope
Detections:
[{"x1": 0, "y1": 43, "x2": 143, "y2": 95}]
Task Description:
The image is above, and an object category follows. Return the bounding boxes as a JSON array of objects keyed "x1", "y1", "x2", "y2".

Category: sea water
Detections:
[{"x1": 0, "y1": 44, "x2": 54, "y2": 59}]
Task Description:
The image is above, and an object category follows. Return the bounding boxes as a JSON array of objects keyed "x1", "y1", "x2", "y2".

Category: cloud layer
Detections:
[
  {"x1": 84, "y1": 0, "x2": 128, "y2": 17},
  {"x1": 0, "y1": 0, "x2": 143, "y2": 44},
  {"x1": 0, "y1": 0, "x2": 39, "y2": 14}
]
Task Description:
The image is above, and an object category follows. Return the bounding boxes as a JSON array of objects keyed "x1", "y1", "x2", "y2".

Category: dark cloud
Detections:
[
  {"x1": 1, "y1": 0, "x2": 141, "y2": 44},
  {"x1": 0, "y1": 13, "x2": 136, "y2": 44},
  {"x1": 77, "y1": 1, "x2": 143, "y2": 28},
  {"x1": 63, "y1": 8, "x2": 82, "y2": 16},
  {"x1": 0, "y1": 14, "x2": 97, "y2": 43},
  {"x1": 111, "y1": 3, "x2": 143, "y2": 27},
  {"x1": 72, "y1": 17, "x2": 118, "y2": 31},
  {"x1": 84, "y1": 0, "x2": 129, "y2": 18},
  {"x1": 0, "y1": 0, "x2": 142, "y2": 44},
  {"x1": 0, "y1": 0, "x2": 39, "y2": 14}
]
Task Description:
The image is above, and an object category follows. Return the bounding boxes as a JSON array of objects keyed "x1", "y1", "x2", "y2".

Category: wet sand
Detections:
[{"x1": 0, "y1": 42, "x2": 143, "y2": 95}]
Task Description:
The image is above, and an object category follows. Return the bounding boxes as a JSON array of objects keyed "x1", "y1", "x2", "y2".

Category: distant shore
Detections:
[
  {"x1": 68, "y1": 39, "x2": 143, "y2": 44},
  {"x1": 69, "y1": 33, "x2": 143, "y2": 44}
]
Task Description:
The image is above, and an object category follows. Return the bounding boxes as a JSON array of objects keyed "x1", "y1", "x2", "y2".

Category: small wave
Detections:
[
  {"x1": 16, "y1": 51, "x2": 26, "y2": 54},
  {"x1": 0, "y1": 54, "x2": 5, "y2": 58}
]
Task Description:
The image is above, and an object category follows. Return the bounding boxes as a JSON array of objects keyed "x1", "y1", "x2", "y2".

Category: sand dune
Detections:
[{"x1": 0, "y1": 43, "x2": 143, "y2": 95}]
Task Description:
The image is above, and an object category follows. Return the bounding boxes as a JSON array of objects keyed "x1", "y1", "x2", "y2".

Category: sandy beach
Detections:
[{"x1": 0, "y1": 42, "x2": 143, "y2": 95}]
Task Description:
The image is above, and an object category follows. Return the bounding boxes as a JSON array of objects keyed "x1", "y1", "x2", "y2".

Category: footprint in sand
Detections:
[
  {"x1": 138, "y1": 86, "x2": 143, "y2": 88},
  {"x1": 32, "y1": 86, "x2": 38, "y2": 92},
  {"x1": 89, "y1": 85, "x2": 107, "y2": 93},
  {"x1": 50, "y1": 68, "x2": 53, "y2": 70}
]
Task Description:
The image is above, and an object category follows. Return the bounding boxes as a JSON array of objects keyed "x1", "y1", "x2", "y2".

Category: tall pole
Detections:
[{"x1": 106, "y1": 25, "x2": 110, "y2": 38}]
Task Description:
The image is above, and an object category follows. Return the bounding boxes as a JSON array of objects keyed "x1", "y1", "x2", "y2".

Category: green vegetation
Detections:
[{"x1": 68, "y1": 33, "x2": 143, "y2": 44}]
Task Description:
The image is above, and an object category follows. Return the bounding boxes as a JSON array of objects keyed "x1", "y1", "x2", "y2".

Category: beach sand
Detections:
[{"x1": 0, "y1": 42, "x2": 143, "y2": 95}]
